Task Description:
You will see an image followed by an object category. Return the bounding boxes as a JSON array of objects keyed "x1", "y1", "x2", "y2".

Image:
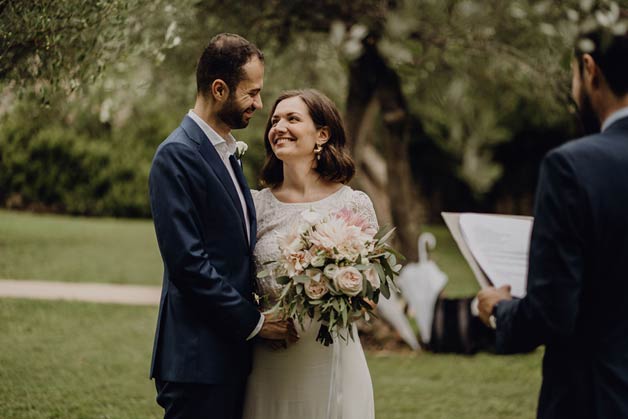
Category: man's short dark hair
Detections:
[
  {"x1": 196, "y1": 33, "x2": 264, "y2": 98},
  {"x1": 576, "y1": 12, "x2": 628, "y2": 97}
]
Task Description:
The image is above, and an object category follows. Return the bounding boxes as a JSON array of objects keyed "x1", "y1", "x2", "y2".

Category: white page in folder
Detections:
[{"x1": 459, "y1": 213, "x2": 533, "y2": 298}]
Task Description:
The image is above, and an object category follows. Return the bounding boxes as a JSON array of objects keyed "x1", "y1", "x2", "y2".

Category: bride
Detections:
[{"x1": 242, "y1": 89, "x2": 377, "y2": 419}]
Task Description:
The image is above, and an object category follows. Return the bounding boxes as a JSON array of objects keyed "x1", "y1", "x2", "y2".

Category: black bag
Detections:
[{"x1": 427, "y1": 297, "x2": 495, "y2": 354}]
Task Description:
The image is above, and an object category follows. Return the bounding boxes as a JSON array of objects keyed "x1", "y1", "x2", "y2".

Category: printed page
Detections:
[{"x1": 459, "y1": 213, "x2": 533, "y2": 298}]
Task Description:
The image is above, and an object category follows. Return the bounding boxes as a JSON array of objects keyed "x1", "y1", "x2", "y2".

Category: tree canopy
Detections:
[{"x1": 1, "y1": 0, "x2": 627, "y2": 258}]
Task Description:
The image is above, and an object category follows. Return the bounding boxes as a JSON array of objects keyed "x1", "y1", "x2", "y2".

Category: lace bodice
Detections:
[{"x1": 251, "y1": 185, "x2": 378, "y2": 308}]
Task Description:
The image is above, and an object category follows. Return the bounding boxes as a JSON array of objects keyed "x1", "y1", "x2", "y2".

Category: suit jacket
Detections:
[
  {"x1": 495, "y1": 116, "x2": 628, "y2": 418},
  {"x1": 149, "y1": 115, "x2": 260, "y2": 384}
]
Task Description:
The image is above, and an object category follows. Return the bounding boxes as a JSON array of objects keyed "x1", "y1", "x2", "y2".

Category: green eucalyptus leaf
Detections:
[
  {"x1": 380, "y1": 278, "x2": 391, "y2": 299},
  {"x1": 275, "y1": 276, "x2": 290, "y2": 285}
]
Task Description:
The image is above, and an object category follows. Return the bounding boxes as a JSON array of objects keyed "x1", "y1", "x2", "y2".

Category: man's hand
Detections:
[
  {"x1": 477, "y1": 285, "x2": 512, "y2": 327},
  {"x1": 257, "y1": 313, "x2": 299, "y2": 344}
]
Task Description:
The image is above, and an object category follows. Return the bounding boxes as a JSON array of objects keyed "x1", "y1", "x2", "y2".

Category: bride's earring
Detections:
[{"x1": 314, "y1": 144, "x2": 323, "y2": 161}]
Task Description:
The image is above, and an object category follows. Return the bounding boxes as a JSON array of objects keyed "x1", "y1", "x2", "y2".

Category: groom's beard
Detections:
[
  {"x1": 218, "y1": 96, "x2": 254, "y2": 130},
  {"x1": 577, "y1": 89, "x2": 601, "y2": 135}
]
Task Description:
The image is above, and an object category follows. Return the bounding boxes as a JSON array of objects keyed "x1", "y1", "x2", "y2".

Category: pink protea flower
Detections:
[{"x1": 334, "y1": 207, "x2": 377, "y2": 236}]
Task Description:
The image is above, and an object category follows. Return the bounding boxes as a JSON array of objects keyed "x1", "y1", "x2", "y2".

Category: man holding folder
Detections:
[{"x1": 477, "y1": 23, "x2": 628, "y2": 418}]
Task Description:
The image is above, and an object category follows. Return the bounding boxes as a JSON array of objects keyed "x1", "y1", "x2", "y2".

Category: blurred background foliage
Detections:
[{"x1": 1, "y1": 0, "x2": 626, "y2": 258}]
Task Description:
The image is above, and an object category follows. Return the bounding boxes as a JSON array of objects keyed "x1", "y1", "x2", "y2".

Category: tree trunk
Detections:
[{"x1": 345, "y1": 38, "x2": 425, "y2": 261}]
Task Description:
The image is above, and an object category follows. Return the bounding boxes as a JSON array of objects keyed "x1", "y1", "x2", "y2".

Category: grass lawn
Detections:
[
  {"x1": 0, "y1": 298, "x2": 542, "y2": 419},
  {"x1": 0, "y1": 210, "x2": 163, "y2": 285},
  {"x1": 0, "y1": 209, "x2": 476, "y2": 296},
  {"x1": 0, "y1": 209, "x2": 542, "y2": 418},
  {"x1": 0, "y1": 298, "x2": 162, "y2": 419}
]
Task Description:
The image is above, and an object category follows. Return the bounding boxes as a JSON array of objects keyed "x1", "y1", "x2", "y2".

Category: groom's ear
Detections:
[
  {"x1": 581, "y1": 54, "x2": 600, "y2": 90},
  {"x1": 317, "y1": 127, "x2": 330, "y2": 144},
  {"x1": 211, "y1": 79, "x2": 230, "y2": 102}
]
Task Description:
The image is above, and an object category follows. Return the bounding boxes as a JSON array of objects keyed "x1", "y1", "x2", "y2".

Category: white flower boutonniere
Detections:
[{"x1": 235, "y1": 141, "x2": 248, "y2": 160}]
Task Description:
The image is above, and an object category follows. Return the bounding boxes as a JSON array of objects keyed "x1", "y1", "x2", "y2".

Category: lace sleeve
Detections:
[
  {"x1": 250, "y1": 188, "x2": 264, "y2": 213},
  {"x1": 351, "y1": 190, "x2": 379, "y2": 231}
]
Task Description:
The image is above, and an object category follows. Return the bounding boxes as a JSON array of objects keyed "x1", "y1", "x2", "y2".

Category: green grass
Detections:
[
  {"x1": 0, "y1": 210, "x2": 163, "y2": 285},
  {"x1": 370, "y1": 351, "x2": 542, "y2": 419},
  {"x1": 0, "y1": 210, "x2": 542, "y2": 418},
  {"x1": 0, "y1": 210, "x2": 476, "y2": 296},
  {"x1": 0, "y1": 298, "x2": 161, "y2": 419},
  {"x1": 0, "y1": 298, "x2": 542, "y2": 419}
]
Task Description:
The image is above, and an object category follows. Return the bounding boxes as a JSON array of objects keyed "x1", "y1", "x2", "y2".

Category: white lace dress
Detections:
[{"x1": 242, "y1": 185, "x2": 376, "y2": 419}]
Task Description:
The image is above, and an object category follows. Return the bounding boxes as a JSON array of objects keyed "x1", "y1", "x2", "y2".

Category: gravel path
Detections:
[{"x1": 0, "y1": 279, "x2": 160, "y2": 306}]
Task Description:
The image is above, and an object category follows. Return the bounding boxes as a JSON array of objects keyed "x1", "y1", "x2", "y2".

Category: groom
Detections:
[
  {"x1": 477, "y1": 25, "x2": 628, "y2": 418},
  {"x1": 149, "y1": 33, "x2": 295, "y2": 419}
]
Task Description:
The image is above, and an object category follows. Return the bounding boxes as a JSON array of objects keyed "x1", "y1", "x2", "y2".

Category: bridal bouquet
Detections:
[{"x1": 257, "y1": 207, "x2": 403, "y2": 346}]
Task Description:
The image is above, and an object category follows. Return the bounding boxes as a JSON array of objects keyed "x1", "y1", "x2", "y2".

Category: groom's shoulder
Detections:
[
  {"x1": 155, "y1": 125, "x2": 196, "y2": 155},
  {"x1": 546, "y1": 132, "x2": 606, "y2": 165}
]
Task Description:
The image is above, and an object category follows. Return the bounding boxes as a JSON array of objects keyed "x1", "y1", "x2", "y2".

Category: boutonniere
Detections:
[{"x1": 235, "y1": 141, "x2": 248, "y2": 160}]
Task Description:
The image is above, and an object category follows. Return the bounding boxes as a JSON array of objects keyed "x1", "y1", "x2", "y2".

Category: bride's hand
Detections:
[{"x1": 258, "y1": 313, "x2": 300, "y2": 343}]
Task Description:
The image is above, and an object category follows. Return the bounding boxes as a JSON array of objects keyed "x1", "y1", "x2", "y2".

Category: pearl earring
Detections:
[{"x1": 314, "y1": 144, "x2": 323, "y2": 161}]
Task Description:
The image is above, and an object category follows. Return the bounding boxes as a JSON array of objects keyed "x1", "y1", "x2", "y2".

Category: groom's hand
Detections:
[
  {"x1": 477, "y1": 285, "x2": 512, "y2": 327},
  {"x1": 258, "y1": 314, "x2": 300, "y2": 343}
]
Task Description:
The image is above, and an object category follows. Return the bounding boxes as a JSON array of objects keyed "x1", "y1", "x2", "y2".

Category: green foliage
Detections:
[
  {"x1": 0, "y1": 116, "x2": 108, "y2": 213},
  {"x1": 3, "y1": 0, "x2": 626, "y2": 217},
  {"x1": 0, "y1": 94, "x2": 154, "y2": 217},
  {"x1": 0, "y1": 0, "x2": 130, "y2": 89},
  {"x1": 0, "y1": 0, "x2": 189, "y2": 95}
]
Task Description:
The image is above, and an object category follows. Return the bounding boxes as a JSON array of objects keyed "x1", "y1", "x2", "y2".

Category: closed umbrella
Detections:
[
  {"x1": 376, "y1": 291, "x2": 421, "y2": 350},
  {"x1": 397, "y1": 232, "x2": 448, "y2": 345}
]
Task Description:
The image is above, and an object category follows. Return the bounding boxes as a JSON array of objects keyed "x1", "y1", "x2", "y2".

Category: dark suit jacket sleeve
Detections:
[
  {"x1": 494, "y1": 150, "x2": 589, "y2": 354},
  {"x1": 149, "y1": 142, "x2": 260, "y2": 341}
]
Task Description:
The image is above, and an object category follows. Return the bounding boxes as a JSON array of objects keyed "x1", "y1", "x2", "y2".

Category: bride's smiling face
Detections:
[{"x1": 267, "y1": 96, "x2": 328, "y2": 163}]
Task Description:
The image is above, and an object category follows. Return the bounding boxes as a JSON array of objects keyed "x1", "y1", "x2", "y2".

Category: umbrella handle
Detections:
[{"x1": 418, "y1": 232, "x2": 436, "y2": 262}]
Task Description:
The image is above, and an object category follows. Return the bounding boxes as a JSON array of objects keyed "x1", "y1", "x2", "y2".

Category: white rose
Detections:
[
  {"x1": 304, "y1": 268, "x2": 328, "y2": 299},
  {"x1": 235, "y1": 141, "x2": 248, "y2": 159},
  {"x1": 304, "y1": 276, "x2": 329, "y2": 300},
  {"x1": 310, "y1": 253, "x2": 326, "y2": 267},
  {"x1": 324, "y1": 264, "x2": 339, "y2": 279},
  {"x1": 364, "y1": 266, "x2": 381, "y2": 289},
  {"x1": 333, "y1": 266, "x2": 363, "y2": 296}
]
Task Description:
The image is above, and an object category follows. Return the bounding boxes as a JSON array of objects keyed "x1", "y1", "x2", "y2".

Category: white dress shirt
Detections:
[
  {"x1": 602, "y1": 106, "x2": 628, "y2": 132},
  {"x1": 187, "y1": 110, "x2": 264, "y2": 340}
]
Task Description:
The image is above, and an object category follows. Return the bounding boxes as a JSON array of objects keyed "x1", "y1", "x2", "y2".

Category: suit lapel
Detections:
[
  {"x1": 229, "y1": 155, "x2": 257, "y2": 250},
  {"x1": 180, "y1": 116, "x2": 248, "y2": 241}
]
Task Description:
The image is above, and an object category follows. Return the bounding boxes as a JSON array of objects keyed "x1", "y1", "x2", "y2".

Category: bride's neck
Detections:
[{"x1": 279, "y1": 161, "x2": 323, "y2": 197}]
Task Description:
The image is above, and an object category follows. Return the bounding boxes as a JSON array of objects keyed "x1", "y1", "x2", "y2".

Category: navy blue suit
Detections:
[
  {"x1": 149, "y1": 116, "x2": 260, "y2": 418},
  {"x1": 494, "y1": 116, "x2": 628, "y2": 418}
]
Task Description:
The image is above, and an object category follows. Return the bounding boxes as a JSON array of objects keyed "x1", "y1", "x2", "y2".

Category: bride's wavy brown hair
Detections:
[{"x1": 259, "y1": 89, "x2": 355, "y2": 188}]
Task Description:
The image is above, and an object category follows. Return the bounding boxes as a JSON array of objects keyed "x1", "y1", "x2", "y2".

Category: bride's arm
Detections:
[
  {"x1": 351, "y1": 190, "x2": 380, "y2": 308},
  {"x1": 351, "y1": 190, "x2": 379, "y2": 233}
]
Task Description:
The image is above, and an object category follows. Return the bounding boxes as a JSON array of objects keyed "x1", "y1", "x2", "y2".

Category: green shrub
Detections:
[{"x1": 0, "y1": 110, "x2": 152, "y2": 217}]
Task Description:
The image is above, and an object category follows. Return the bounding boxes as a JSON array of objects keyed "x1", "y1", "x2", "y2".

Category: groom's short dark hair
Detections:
[
  {"x1": 196, "y1": 33, "x2": 264, "y2": 98},
  {"x1": 575, "y1": 11, "x2": 628, "y2": 97}
]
